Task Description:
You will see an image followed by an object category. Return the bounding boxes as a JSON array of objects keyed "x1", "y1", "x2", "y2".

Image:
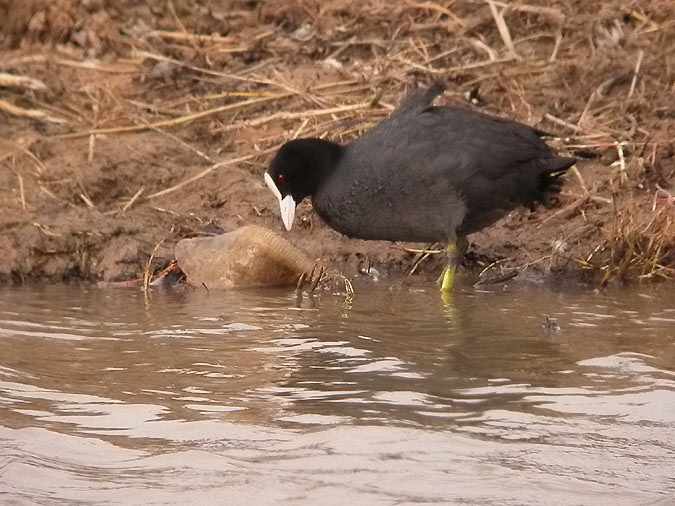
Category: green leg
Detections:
[{"x1": 440, "y1": 242, "x2": 457, "y2": 292}]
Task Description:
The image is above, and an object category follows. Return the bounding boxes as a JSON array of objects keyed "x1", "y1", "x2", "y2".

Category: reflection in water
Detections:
[{"x1": 1, "y1": 283, "x2": 675, "y2": 504}]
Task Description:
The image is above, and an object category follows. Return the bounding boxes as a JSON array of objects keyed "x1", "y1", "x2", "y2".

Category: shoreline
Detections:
[{"x1": 1, "y1": 0, "x2": 672, "y2": 287}]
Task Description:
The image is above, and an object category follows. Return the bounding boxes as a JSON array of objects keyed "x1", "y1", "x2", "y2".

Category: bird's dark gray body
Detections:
[{"x1": 312, "y1": 85, "x2": 574, "y2": 243}]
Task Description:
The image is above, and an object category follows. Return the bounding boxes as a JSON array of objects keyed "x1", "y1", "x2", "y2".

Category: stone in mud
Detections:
[{"x1": 175, "y1": 225, "x2": 316, "y2": 289}]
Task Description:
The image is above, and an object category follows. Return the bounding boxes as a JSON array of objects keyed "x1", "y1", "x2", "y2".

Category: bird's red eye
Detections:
[{"x1": 277, "y1": 174, "x2": 285, "y2": 184}]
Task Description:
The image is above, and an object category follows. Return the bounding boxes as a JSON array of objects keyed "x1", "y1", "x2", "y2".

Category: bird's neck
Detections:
[{"x1": 295, "y1": 138, "x2": 344, "y2": 193}]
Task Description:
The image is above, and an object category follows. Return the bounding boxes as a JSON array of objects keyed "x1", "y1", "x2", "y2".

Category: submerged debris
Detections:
[{"x1": 542, "y1": 314, "x2": 561, "y2": 334}]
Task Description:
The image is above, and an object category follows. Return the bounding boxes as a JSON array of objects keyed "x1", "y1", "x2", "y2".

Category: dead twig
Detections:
[
  {"x1": 628, "y1": 49, "x2": 645, "y2": 99},
  {"x1": 134, "y1": 50, "x2": 275, "y2": 86},
  {"x1": 310, "y1": 266, "x2": 326, "y2": 292},
  {"x1": 544, "y1": 113, "x2": 585, "y2": 134},
  {"x1": 615, "y1": 142, "x2": 627, "y2": 186},
  {"x1": 147, "y1": 28, "x2": 273, "y2": 46},
  {"x1": 296, "y1": 271, "x2": 307, "y2": 291},
  {"x1": 146, "y1": 154, "x2": 258, "y2": 200},
  {"x1": 53, "y1": 94, "x2": 290, "y2": 139},
  {"x1": 0, "y1": 72, "x2": 48, "y2": 91},
  {"x1": 17, "y1": 172, "x2": 26, "y2": 210},
  {"x1": 474, "y1": 268, "x2": 518, "y2": 286},
  {"x1": 502, "y1": 3, "x2": 565, "y2": 23},
  {"x1": 39, "y1": 185, "x2": 77, "y2": 208},
  {"x1": 487, "y1": 0, "x2": 520, "y2": 60},
  {"x1": 216, "y1": 102, "x2": 376, "y2": 133},
  {"x1": 549, "y1": 30, "x2": 563, "y2": 62},
  {"x1": 538, "y1": 195, "x2": 590, "y2": 227},
  {"x1": 571, "y1": 166, "x2": 588, "y2": 194},
  {"x1": 79, "y1": 193, "x2": 96, "y2": 209},
  {"x1": 143, "y1": 231, "x2": 172, "y2": 293},
  {"x1": 0, "y1": 99, "x2": 66, "y2": 124},
  {"x1": 406, "y1": 243, "x2": 442, "y2": 275},
  {"x1": 145, "y1": 122, "x2": 214, "y2": 163},
  {"x1": 121, "y1": 187, "x2": 145, "y2": 214},
  {"x1": 404, "y1": 0, "x2": 465, "y2": 27},
  {"x1": 393, "y1": 54, "x2": 515, "y2": 75},
  {"x1": 466, "y1": 38, "x2": 497, "y2": 61},
  {"x1": 0, "y1": 54, "x2": 139, "y2": 73}
]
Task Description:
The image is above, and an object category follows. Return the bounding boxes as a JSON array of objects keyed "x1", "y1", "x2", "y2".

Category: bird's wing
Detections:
[
  {"x1": 353, "y1": 104, "x2": 571, "y2": 214},
  {"x1": 410, "y1": 106, "x2": 574, "y2": 231}
]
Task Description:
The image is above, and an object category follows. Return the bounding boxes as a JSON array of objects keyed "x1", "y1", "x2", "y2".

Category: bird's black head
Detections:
[{"x1": 264, "y1": 138, "x2": 343, "y2": 231}]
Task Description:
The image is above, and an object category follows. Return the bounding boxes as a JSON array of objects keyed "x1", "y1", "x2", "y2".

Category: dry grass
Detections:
[{"x1": 581, "y1": 198, "x2": 674, "y2": 284}]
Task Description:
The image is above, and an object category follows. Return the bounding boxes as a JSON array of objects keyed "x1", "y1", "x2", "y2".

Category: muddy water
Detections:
[{"x1": 1, "y1": 283, "x2": 674, "y2": 505}]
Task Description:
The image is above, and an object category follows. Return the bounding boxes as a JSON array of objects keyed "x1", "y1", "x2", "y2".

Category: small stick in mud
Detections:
[
  {"x1": 0, "y1": 99, "x2": 66, "y2": 124},
  {"x1": 88, "y1": 135, "x2": 96, "y2": 163},
  {"x1": 474, "y1": 268, "x2": 518, "y2": 286},
  {"x1": 39, "y1": 185, "x2": 77, "y2": 208},
  {"x1": 296, "y1": 272, "x2": 307, "y2": 291},
  {"x1": 1, "y1": 54, "x2": 138, "y2": 73},
  {"x1": 17, "y1": 172, "x2": 26, "y2": 210},
  {"x1": 148, "y1": 30, "x2": 236, "y2": 45},
  {"x1": 405, "y1": 244, "x2": 443, "y2": 276},
  {"x1": 477, "y1": 258, "x2": 509, "y2": 279},
  {"x1": 167, "y1": 0, "x2": 199, "y2": 54},
  {"x1": 404, "y1": 0, "x2": 465, "y2": 27},
  {"x1": 544, "y1": 113, "x2": 585, "y2": 134},
  {"x1": 487, "y1": 0, "x2": 519, "y2": 60},
  {"x1": 561, "y1": 191, "x2": 612, "y2": 205},
  {"x1": 0, "y1": 72, "x2": 48, "y2": 91},
  {"x1": 291, "y1": 118, "x2": 311, "y2": 140},
  {"x1": 143, "y1": 230, "x2": 173, "y2": 293},
  {"x1": 121, "y1": 187, "x2": 145, "y2": 214},
  {"x1": 537, "y1": 195, "x2": 590, "y2": 227},
  {"x1": 615, "y1": 142, "x2": 627, "y2": 186},
  {"x1": 310, "y1": 266, "x2": 325, "y2": 293},
  {"x1": 79, "y1": 193, "x2": 95, "y2": 209},
  {"x1": 215, "y1": 102, "x2": 379, "y2": 134},
  {"x1": 571, "y1": 166, "x2": 588, "y2": 195},
  {"x1": 146, "y1": 153, "x2": 258, "y2": 201},
  {"x1": 307, "y1": 264, "x2": 317, "y2": 285},
  {"x1": 549, "y1": 30, "x2": 563, "y2": 62},
  {"x1": 146, "y1": 123, "x2": 214, "y2": 163},
  {"x1": 54, "y1": 94, "x2": 291, "y2": 139},
  {"x1": 628, "y1": 49, "x2": 645, "y2": 99},
  {"x1": 134, "y1": 50, "x2": 279, "y2": 87}
]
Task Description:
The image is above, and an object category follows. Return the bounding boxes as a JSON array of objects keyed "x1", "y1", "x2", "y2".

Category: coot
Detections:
[{"x1": 264, "y1": 83, "x2": 576, "y2": 291}]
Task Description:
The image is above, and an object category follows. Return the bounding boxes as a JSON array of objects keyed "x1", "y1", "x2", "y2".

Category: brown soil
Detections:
[{"x1": 1, "y1": 0, "x2": 673, "y2": 287}]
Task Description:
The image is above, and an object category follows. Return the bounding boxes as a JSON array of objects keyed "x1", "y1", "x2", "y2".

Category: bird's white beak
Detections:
[
  {"x1": 264, "y1": 172, "x2": 296, "y2": 231},
  {"x1": 279, "y1": 194, "x2": 296, "y2": 231}
]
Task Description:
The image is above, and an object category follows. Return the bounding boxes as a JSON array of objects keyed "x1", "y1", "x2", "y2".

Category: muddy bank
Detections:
[{"x1": 1, "y1": 0, "x2": 673, "y2": 287}]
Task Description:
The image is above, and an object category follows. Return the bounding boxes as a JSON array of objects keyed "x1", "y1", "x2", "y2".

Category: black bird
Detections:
[{"x1": 264, "y1": 83, "x2": 576, "y2": 291}]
